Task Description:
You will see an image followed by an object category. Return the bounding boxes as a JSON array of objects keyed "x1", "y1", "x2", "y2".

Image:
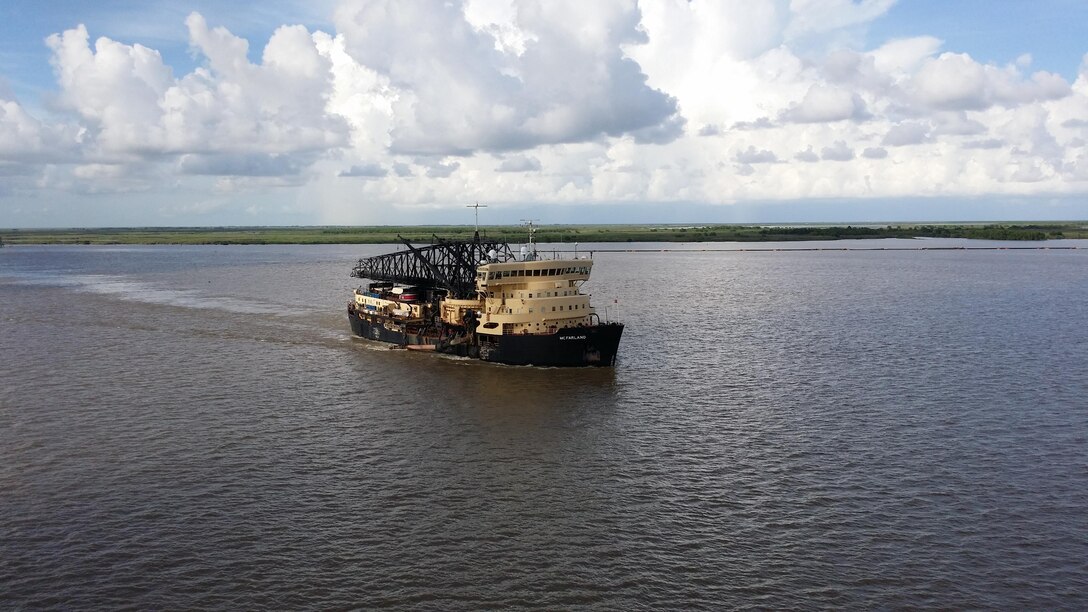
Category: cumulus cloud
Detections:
[
  {"x1": 627, "y1": 3, "x2": 803, "y2": 130},
  {"x1": 425, "y1": 160, "x2": 461, "y2": 178},
  {"x1": 732, "y1": 118, "x2": 775, "y2": 131},
  {"x1": 963, "y1": 138, "x2": 1004, "y2": 150},
  {"x1": 1010, "y1": 162, "x2": 1048, "y2": 183},
  {"x1": 0, "y1": 98, "x2": 82, "y2": 161},
  {"x1": 781, "y1": 85, "x2": 869, "y2": 123},
  {"x1": 630, "y1": 114, "x2": 687, "y2": 144},
  {"x1": 868, "y1": 36, "x2": 943, "y2": 75},
  {"x1": 46, "y1": 17, "x2": 349, "y2": 159},
  {"x1": 45, "y1": 25, "x2": 172, "y2": 145},
  {"x1": 736, "y1": 146, "x2": 778, "y2": 164},
  {"x1": 496, "y1": 155, "x2": 542, "y2": 172},
  {"x1": 2, "y1": 1, "x2": 1088, "y2": 221},
  {"x1": 179, "y1": 153, "x2": 306, "y2": 176},
  {"x1": 821, "y1": 141, "x2": 854, "y2": 161},
  {"x1": 339, "y1": 163, "x2": 387, "y2": 177},
  {"x1": 932, "y1": 112, "x2": 988, "y2": 136},
  {"x1": 910, "y1": 52, "x2": 1071, "y2": 110},
  {"x1": 1063, "y1": 153, "x2": 1088, "y2": 180},
  {"x1": 333, "y1": 0, "x2": 681, "y2": 155},
  {"x1": 795, "y1": 146, "x2": 820, "y2": 162},
  {"x1": 882, "y1": 121, "x2": 931, "y2": 146}
]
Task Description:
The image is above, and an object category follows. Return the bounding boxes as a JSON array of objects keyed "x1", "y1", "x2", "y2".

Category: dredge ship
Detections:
[{"x1": 347, "y1": 229, "x2": 623, "y2": 366}]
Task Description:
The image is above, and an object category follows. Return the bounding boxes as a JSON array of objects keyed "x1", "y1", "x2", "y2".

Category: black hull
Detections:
[
  {"x1": 349, "y1": 313, "x2": 437, "y2": 345},
  {"x1": 348, "y1": 311, "x2": 622, "y2": 367},
  {"x1": 477, "y1": 325, "x2": 623, "y2": 367}
]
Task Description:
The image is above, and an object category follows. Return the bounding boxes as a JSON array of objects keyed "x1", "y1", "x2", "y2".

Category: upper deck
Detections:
[{"x1": 476, "y1": 259, "x2": 592, "y2": 287}]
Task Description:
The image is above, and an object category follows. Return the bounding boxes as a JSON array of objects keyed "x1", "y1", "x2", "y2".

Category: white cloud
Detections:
[
  {"x1": 931, "y1": 112, "x2": 987, "y2": 136},
  {"x1": 882, "y1": 121, "x2": 930, "y2": 146},
  {"x1": 1, "y1": 1, "x2": 1087, "y2": 224},
  {"x1": 339, "y1": 162, "x2": 387, "y2": 177},
  {"x1": 0, "y1": 98, "x2": 82, "y2": 161},
  {"x1": 315, "y1": 31, "x2": 395, "y2": 157},
  {"x1": 736, "y1": 146, "x2": 778, "y2": 164},
  {"x1": 332, "y1": 0, "x2": 680, "y2": 155},
  {"x1": 496, "y1": 155, "x2": 542, "y2": 172},
  {"x1": 963, "y1": 138, "x2": 1004, "y2": 150},
  {"x1": 788, "y1": 0, "x2": 896, "y2": 34},
  {"x1": 179, "y1": 153, "x2": 307, "y2": 176},
  {"x1": 627, "y1": 2, "x2": 809, "y2": 130},
  {"x1": 1063, "y1": 152, "x2": 1088, "y2": 180},
  {"x1": 781, "y1": 84, "x2": 869, "y2": 123},
  {"x1": 44, "y1": 16, "x2": 349, "y2": 163},
  {"x1": 425, "y1": 160, "x2": 461, "y2": 178},
  {"x1": 821, "y1": 140, "x2": 854, "y2": 161},
  {"x1": 795, "y1": 146, "x2": 820, "y2": 162},
  {"x1": 869, "y1": 36, "x2": 943, "y2": 75},
  {"x1": 910, "y1": 52, "x2": 1071, "y2": 111}
]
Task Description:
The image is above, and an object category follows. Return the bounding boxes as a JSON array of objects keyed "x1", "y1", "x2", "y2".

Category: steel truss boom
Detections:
[{"x1": 350, "y1": 235, "x2": 514, "y2": 298}]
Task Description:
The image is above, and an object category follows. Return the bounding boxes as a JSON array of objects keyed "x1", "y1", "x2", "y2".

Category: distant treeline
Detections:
[
  {"x1": 1, "y1": 223, "x2": 1084, "y2": 245},
  {"x1": 752, "y1": 224, "x2": 1054, "y2": 241}
]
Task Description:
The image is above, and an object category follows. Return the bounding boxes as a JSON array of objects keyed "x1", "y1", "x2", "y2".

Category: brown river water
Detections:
[{"x1": 2, "y1": 241, "x2": 1087, "y2": 609}]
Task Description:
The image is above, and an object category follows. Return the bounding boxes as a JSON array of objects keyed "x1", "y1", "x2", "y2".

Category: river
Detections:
[{"x1": 2, "y1": 240, "x2": 1086, "y2": 609}]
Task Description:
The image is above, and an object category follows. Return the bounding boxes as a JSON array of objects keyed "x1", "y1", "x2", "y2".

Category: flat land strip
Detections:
[{"x1": 2, "y1": 223, "x2": 1087, "y2": 245}]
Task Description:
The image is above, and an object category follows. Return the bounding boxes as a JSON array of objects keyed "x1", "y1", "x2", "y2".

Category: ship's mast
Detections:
[
  {"x1": 467, "y1": 201, "x2": 487, "y2": 240},
  {"x1": 520, "y1": 218, "x2": 539, "y2": 261}
]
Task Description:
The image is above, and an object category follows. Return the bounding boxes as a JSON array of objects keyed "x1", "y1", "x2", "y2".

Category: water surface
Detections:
[{"x1": 2, "y1": 241, "x2": 1087, "y2": 609}]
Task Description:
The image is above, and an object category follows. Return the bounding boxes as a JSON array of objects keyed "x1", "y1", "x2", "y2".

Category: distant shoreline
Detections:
[{"x1": 2, "y1": 223, "x2": 1086, "y2": 245}]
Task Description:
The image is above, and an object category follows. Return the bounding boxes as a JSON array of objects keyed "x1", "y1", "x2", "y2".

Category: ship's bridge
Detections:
[
  {"x1": 474, "y1": 258, "x2": 596, "y2": 336},
  {"x1": 476, "y1": 259, "x2": 592, "y2": 286}
]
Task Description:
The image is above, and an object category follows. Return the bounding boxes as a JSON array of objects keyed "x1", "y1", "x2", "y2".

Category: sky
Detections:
[{"x1": 1, "y1": 0, "x2": 1087, "y2": 228}]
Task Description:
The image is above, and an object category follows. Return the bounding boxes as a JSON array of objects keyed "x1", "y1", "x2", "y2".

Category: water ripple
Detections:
[{"x1": 2, "y1": 244, "x2": 1087, "y2": 609}]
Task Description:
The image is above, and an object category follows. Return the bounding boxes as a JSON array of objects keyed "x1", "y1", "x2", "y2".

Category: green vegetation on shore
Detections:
[{"x1": 1, "y1": 223, "x2": 1086, "y2": 245}]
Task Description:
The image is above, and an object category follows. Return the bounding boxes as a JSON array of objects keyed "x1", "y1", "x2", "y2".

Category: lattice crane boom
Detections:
[{"x1": 350, "y1": 235, "x2": 514, "y2": 299}]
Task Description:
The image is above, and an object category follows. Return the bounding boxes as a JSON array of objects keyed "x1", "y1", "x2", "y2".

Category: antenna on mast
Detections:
[
  {"x1": 520, "y1": 218, "x2": 540, "y2": 261},
  {"x1": 467, "y1": 201, "x2": 487, "y2": 240}
]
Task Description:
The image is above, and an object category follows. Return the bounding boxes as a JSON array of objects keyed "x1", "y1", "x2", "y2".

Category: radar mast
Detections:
[
  {"x1": 467, "y1": 201, "x2": 487, "y2": 241},
  {"x1": 520, "y1": 219, "x2": 540, "y2": 261}
]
